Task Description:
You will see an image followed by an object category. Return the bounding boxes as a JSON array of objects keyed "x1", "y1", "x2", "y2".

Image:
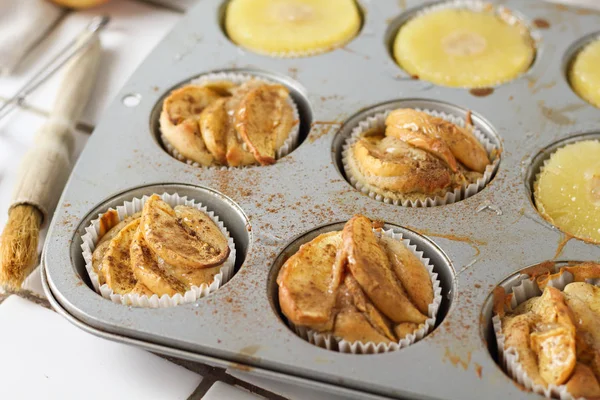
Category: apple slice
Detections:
[
  {"x1": 102, "y1": 218, "x2": 140, "y2": 294},
  {"x1": 277, "y1": 231, "x2": 342, "y2": 331},
  {"x1": 235, "y1": 84, "x2": 295, "y2": 165},
  {"x1": 530, "y1": 326, "x2": 576, "y2": 385},
  {"x1": 199, "y1": 98, "x2": 229, "y2": 164},
  {"x1": 502, "y1": 313, "x2": 546, "y2": 386},
  {"x1": 130, "y1": 229, "x2": 187, "y2": 296},
  {"x1": 344, "y1": 274, "x2": 396, "y2": 341},
  {"x1": 380, "y1": 235, "x2": 433, "y2": 315},
  {"x1": 342, "y1": 215, "x2": 427, "y2": 324},
  {"x1": 140, "y1": 195, "x2": 229, "y2": 269},
  {"x1": 566, "y1": 363, "x2": 600, "y2": 399}
]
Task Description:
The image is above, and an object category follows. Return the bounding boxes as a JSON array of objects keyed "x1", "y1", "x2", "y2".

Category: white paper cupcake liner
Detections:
[
  {"x1": 290, "y1": 228, "x2": 443, "y2": 354},
  {"x1": 161, "y1": 72, "x2": 300, "y2": 169},
  {"x1": 342, "y1": 108, "x2": 500, "y2": 207},
  {"x1": 80, "y1": 192, "x2": 236, "y2": 308},
  {"x1": 493, "y1": 264, "x2": 600, "y2": 400}
]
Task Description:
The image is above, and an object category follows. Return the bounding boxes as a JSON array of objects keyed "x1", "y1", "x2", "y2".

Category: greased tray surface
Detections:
[{"x1": 42, "y1": 1, "x2": 600, "y2": 399}]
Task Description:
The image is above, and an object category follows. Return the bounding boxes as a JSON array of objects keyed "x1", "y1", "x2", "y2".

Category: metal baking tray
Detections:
[{"x1": 42, "y1": 1, "x2": 600, "y2": 399}]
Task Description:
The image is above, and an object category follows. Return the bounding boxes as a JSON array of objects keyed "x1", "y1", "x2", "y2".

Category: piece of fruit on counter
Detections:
[
  {"x1": 393, "y1": 8, "x2": 535, "y2": 88},
  {"x1": 569, "y1": 38, "x2": 600, "y2": 109},
  {"x1": 499, "y1": 263, "x2": 600, "y2": 398},
  {"x1": 160, "y1": 79, "x2": 297, "y2": 167},
  {"x1": 92, "y1": 195, "x2": 230, "y2": 298},
  {"x1": 534, "y1": 140, "x2": 600, "y2": 244},
  {"x1": 346, "y1": 108, "x2": 490, "y2": 203},
  {"x1": 277, "y1": 215, "x2": 434, "y2": 345},
  {"x1": 225, "y1": 0, "x2": 361, "y2": 56},
  {"x1": 50, "y1": 0, "x2": 110, "y2": 9}
]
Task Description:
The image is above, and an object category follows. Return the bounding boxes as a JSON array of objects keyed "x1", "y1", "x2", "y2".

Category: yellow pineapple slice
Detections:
[
  {"x1": 569, "y1": 38, "x2": 600, "y2": 108},
  {"x1": 393, "y1": 8, "x2": 535, "y2": 88},
  {"x1": 534, "y1": 140, "x2": 600, "y2": 244},
  {"x1": 225, "y1": 0, "x2": 361, "y2": 56}
]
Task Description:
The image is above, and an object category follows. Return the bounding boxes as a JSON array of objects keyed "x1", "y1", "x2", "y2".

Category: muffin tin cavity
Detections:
[
  {"x1": 525, "y1": 132, "x2": 600, "y2": 240},
  {"x1": 149, "y1": 68, "x2": 313, "y2": 167},
  {"x1": 71, "y1": 184, "x2": 251, "y2": 300},
  {"x1": 563, "y1": 31, "x2": 600, "y2": 108},
  {"x1": 385, "y1": 0, "x2": 537, "y2": 87},
  {"x1": 333, "y1": 99, "x2": 502, "y2": 207},
  {"x1": 267, "y1": 221, "x2": 455, "y2": 353},
  {"x1": 480, "y1": 261, "x2": 600, "y2": 398}
]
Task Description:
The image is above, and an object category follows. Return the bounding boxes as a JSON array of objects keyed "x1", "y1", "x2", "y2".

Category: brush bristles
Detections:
[{"x1": 0, "y1": 205, "x2": 42, "y2": 290}]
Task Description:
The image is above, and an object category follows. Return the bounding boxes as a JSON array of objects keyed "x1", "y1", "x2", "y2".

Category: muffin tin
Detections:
[{"x1": 41, "y1": 1, "x2": 600, "y2": 399}]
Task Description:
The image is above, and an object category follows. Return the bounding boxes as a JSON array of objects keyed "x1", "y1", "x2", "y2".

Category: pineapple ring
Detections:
[
  {"x1": 393, "y1": 8, "x2": 535, "y2": 88},
  {"x1": 225, "y1": 0, "x2": 361, "y2": 56},
  {"x1": 534, "y1": 140, "x2": 600, "y2": 244},
  {"x1": 569, "y1": 38, "x2": 600, "y2": 108}
]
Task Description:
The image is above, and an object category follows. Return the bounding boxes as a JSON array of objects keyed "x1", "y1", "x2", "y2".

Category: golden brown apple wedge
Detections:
[
  {"x1": 332, "y1": 307, "x2": 395, "y2": 344},
  {"x1": 394, "y1": 323, "x2": 419, "y2": 339},
  {"x1": 386, "y1": 109, "x2": 489, "y2": 173},
  {"x1": 160, "y1": 86, "x2": 222, "y2": 166},
  {"x1": 103, "y1": 218, "x2": 140, "y2": 294},
  {"x1": 532, "y1": 287, "x2": 576, "y2": 333},
  {"x1": 530, "y1": 326, "x2": 576, "y2": 385},
  {"x1": 277, "y1": 231, "x2": 342, "y2": 332},
  {"x1": 502, "y1": 313, "x2": 546, "y2": 386},
  {"x1": 130, "y1": 229, "x2": 188, "y2": 296},
  {"x1": 342, "y1": 215, "x2": 428, "y2": 324},
  {"x1": 344, "y1": 274, "x2": 396, "y2": 341},
  {"x1": 349, "y1": 136, "x2": 462, "y2": 195},
  {"x1": 380, "y1": 235, "x2": 433, "y2": 315},
  {"x1": 140, "y1": 196, "x2": 229, "y2": 269},
  {"x1": 235, "y1": 84, "x2": 295, "y2": 165},
  {"x1": 566, "y1": 363, "x2": 600, "y2": 399},
  {"x1": 199, "y1": 98, "x2": 229, "y2": 164}
]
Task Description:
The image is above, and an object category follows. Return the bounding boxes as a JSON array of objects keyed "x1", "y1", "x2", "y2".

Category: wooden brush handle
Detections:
[{"x1": 10, "y1": 36, "x2": 101, "y2": 225}]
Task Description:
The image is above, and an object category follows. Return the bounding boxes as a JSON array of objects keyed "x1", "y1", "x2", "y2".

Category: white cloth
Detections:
[
  {"x1": 0, "y1": 0, "x2": 64, "y2": 76},
  {"x1": 0, "y1": 295, "x2": 203, "y2": 400}
]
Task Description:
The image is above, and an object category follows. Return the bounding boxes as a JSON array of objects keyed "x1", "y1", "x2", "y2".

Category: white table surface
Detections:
[{"x1": 0, "y1": 1, "x2": 598, "y2": 399}]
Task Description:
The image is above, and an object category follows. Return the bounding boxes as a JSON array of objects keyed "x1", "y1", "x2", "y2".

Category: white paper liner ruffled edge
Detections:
[
  {"x1": 160, "y1": 72, "x2": 300, "y2": 169},
  {"x1": 533, "y1": 139, "x2": 600, "y2": 243},
  {"x1": 493, "y1": 265, "x2": 600, "y2": 400},
  {"x1": 290, "y1": 228, "x2": 442, "y2": 354},
  {"x1": 81, "y1": 192, "x2": 236, "y2": 308},
  {"x1": 342, "y1": 108, "x2": 500, "y2": 207}
]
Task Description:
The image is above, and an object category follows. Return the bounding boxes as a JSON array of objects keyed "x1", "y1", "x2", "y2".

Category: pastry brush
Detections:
[{"x1": 0, "y1": 30, "x2": 102, "y2": 290}]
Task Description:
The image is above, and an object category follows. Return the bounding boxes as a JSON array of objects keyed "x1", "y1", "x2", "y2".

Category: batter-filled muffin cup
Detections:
[
  {"x1": 81, "y1": 193, "x2": 236, "y2": 308},
  {"x1": 534, "y1": 139, "x2": 600, "y2": 244},
  {"x1": 278, "y1": 215, "x2": 442, "y2": 354},
  {"x1": 160, "y1": 72, "x2": 300, "y2": 168},
  {"x1": 493, "y1": 262, "x2": 600, "y2": 399},
  {"x1": 392, "y1": 1, "x2": 535, "y2": 88},
  {"x1": 224, "y1": 0, "x2": 361, "y2": 58},
  {"x1": 342, "y1": 108, "x2": 500, "y2": 207},
  {"x1": 568, "y1": 35, "x2": 600, "y2": 109}
]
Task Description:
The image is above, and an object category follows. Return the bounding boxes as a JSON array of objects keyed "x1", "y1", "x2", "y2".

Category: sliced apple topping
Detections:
[
  {"x1": 92, "y1": 195, "x2": 231, "y2": 300},
  {"x1": 236, "y1": 84, "x2": 296, "y2": 165},
  {"x1": 102, "y1": 218, "x2": 141, "y2": 294},
  {"x1": 278, "y1": 215, "x2": 435, "y2": 346},
  {"x1": 342, "y1": 215, "x2": 428, "y2": 324},
  {"x1": 141, "y1": 195, "x2": 229, "y2": 269},
  {"x1": 277, "y1": 231, "x2": 342, "y2": 331},
  {"x1": 386, "y1": 109, "x2": 489, "y2": 173},
  {"x1": 500, "y1": 270, "x2": 600, "y2": 395}
]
